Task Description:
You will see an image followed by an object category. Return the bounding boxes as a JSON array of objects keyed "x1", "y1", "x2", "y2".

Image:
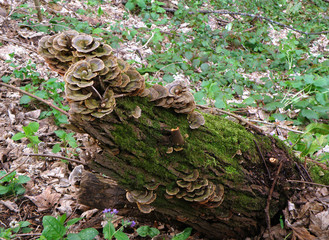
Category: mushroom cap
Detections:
[
  {"x1": 65, "y1": 86, "x2": 92, "y2": 101},
  {"x1": 188, "y1": 111, "x2": 205, "y2": 129},
  {"x1": 137, "y1": 202, "x2": 155, "y2": 213},
  {"x1": 72, "y1": 34, "x2": 100, "y2": 53},
  {"x1": 166, "y1": 80, "x2": 188, "y2": 96},
  {"x1": 182, "y1": 169, "x2": 199, "y2": 182},
  {"x1": 166, "y1": 186, "x2": 180, "y2": 196},
  {"x1": 152, "y1": 84, "x2": 169, "y2": 99},
  {"x1": 72, "y1": 60, "x2": 97, "y2": 80}
]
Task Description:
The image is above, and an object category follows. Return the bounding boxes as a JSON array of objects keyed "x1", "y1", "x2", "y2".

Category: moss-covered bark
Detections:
[{"x1": 74, "y1": 95, "x2": 300, "y2": 239}]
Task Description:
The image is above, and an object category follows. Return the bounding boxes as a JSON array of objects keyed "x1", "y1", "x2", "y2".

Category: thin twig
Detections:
[
  {"x1": 287, "y1": 179, "x2": 329, "y2": 187},
  {"x1": 197, "y1": 105, "x2": 265, "y2": 135},
  {"x1": 23, "y1": 153, "x2": 85, "y2": 165},
  {"x1": 137, "y1": 31, "x2": 155, "y2": 50},
  {"x1": 0, "y1": 158, "x2": 28, "y2": 181},
  {"x1": 248, "y1": 119, "x2": 304, "y2": 134},
  {"x1": 265, "y1": 161, "x2": 283, "y2": 240},
  {"x1": 253, "y1": 139, "x2": 271, "y2": 179},
  {"x1": 163, "y1": 8, "x2": 329, "y2": 36},
  {"x1": 0, "y1": 36, "x2": 37, "y2": 52},
  {"x1": 0, "y1": 82, "x2": 70, "y2": 117},
  {"x1": 33, "y1": 0, "x2": 42, "y2": 22}
]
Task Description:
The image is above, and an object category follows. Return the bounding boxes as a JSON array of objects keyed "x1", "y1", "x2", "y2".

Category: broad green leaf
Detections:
[
  {"x1": 1, "y1": 75, "x2": 11, "y2": 83},
  {"x1": 21, "y1": 227, "x2": 32, "y2": 233},
  {"x1": 54, "y1": 130, "x2": 67, "y2": 139},
  {"x1": 17, "y1": 175, "x2": 30, "y2": 184},
  {"x1": 12, "y1": 132, "x2": 26, "y2": 141},
  {"x1": 78, "y1": 228, "x2": 98, "y2": 240},
  {"x1": 215, "y1": 97, "x2": 226, "y2": 109},
  {"x1": 184, "y1": 51, "x2": 193, "y2": 60},
  {"x1": 42, "y1": 216, "x2": 66, "y2": 240},
  {"x1": 200, "y1": 63, "x2": 209, "y2": 72},
  {"x1": 28, "y1": 135, "x2": 41, "y2": 145},
  {"x1": 0, "y1": 171, "x2": 16, "y2": 183},
  {"x1": 271, "y1": 113, "x2": 286, "y2": 121},
  {"x1": 136, "y1": 0, "x2": 146, "y2": 9},
  {"x1": 15, "y1": 185, "x2": 26, "y2": 195},
  {"x1": 24, "y1": 122, "x2": 39, "y2": 135},
  {"x1": 114, "y1": 231, "x2": 129, "y2": 240},
  {"x1": 57, "y1": 213, "x2": 67, "y2": 225},
  {"x1": 0, "y1": 185, "x2": 9, "y2": 195},
  {"x1": 315, "y1": 93, "x2": 327, "y2": 106},
  {"x1": 162, "y1": 74, "x2": 174, "y2": 83},
  {"x1": 137, "y1": 226, "x2": 160, "y2": 238},
  {"x1": 233, "y1": 84, "x2": 244, "y2": 96},
  {"x1": 172, "y1": 227, "x2": 192, "y2": 240},
  {"x1": 19, "y1": 95, "x2": 32, "y2": 104},
  {"x1": 264, "y1": 102, "x2": 284, "y2": 111},
  {"x1": 19, "y1": 221, "x2": 31, "y2": 228},
  {"x1": 66, "y1": 217, "x2": 83, "y2": 227},
  {"x1": 125, "y1": 1, "x2": 135, "y2": 11},
  {"x1": 305, "y1": 123, "x2": 329, "y2": 135},
  {"x1": 300, "y1": 109, "x2": 319, "y2": 120},
  {"x1": 52, "y1": 144, "x2": 61, "y2": 153}
]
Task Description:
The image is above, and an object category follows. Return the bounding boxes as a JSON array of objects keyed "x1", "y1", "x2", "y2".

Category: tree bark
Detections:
[{"x1": 73, "y1": 95, "x2": 301, "y2": 239}]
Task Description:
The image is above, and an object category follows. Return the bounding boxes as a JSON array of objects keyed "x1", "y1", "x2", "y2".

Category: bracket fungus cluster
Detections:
[
  {"x1": 165, "y1": 169, "x2": 225, "y2": 208},
  {"x1": 38, "y1": 30, "x2": 145, "y2": 120},
  {"x1": 126, "y1": 189, "x2": 157, "y2": 213},
  {"x1": 140, "y1": 81, "x2": 205, "y2": 129}
]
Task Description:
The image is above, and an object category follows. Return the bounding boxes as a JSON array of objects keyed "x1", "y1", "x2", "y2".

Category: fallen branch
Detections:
[
  {"x1": 265, "y1": 161, "x2": 283, "y2": 239},
  {"x1": 248, "y1": 119, "x2": 304, "y2": 134},
  {"x1": 23, "y1": 153, "x2": 85, "y2": 165},
  {"x1": 0, "y1": 36, "x2": 37, "y2": 52},
  {"x1": 0, "y1": 82, "x2": 70, "y2": 117},
  {"x1": 163, "y1": 8, "x2": 329, "y2": 36},
  {"x1": 287, "y1": 179, "x2": 329, "y2": 187},
  {"x1": 0, "y1": 157, "x2": 28, "y2": 181}
]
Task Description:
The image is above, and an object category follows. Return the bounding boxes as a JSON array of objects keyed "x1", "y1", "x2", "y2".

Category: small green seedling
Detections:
[
  {"x1": 39, "y1": 213, "x2": 98, "y2": 240},
  {"x1": 12, "y1": 122, "x2": 41, "y2": 153},
  {"x1": 0, "y1": 171, "x2": 30, "y2": 197},
  {"x1": 0, "y1": 220, "x2": 32, "y2": 239},
  {"x1": 137, "y1": 225, "x2": 160, "y2": 238},
  {"x1": 52, "y1": 130, "x2": 78, "y2": 156}
]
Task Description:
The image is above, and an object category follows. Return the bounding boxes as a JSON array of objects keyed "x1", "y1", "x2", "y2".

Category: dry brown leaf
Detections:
[
  {"x1": 291, "y1": 226, "x2": 317, "y2": 240},
  {"x1": 27, "y1": 186, "x2": 61, "y2": 212}
]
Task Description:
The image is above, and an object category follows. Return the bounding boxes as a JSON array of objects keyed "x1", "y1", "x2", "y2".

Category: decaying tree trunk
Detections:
[
  {"x1": 37, "y1": 31, "x2": 302, "y2": 239},
  {"x1": 74, "y1": 96, "x2": 300, "y2": 239}
]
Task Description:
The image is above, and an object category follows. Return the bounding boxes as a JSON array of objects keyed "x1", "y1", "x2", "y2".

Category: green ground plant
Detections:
[
  {"x1": 0, "y1": 220, "x2": 32, "y2": 239},
  {"x1": 0, "y1": 171, "x2": 30, "y2": 197},
  {"x1": 12, "y1": 122, "x2": 41, "y2": 153}
]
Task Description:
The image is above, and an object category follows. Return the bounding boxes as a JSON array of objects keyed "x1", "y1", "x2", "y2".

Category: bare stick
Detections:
[
  {"x1": 0, "y1": 158, "x2": 28, "y2": 181},
  {"x1": 33, "y1": 0, "x2": 42, "y2": 22},
  {"x1": 163, "y1": 8, "x2": 329, "y2": 36},
  {"x1": 23, "y1": 153, "x2": 85, "y2": 165},
  {"x1": 253, "y1": 139, "x2": 271, "y2": 179},
  {"x1": 0, "y1": 36, "x2": 37, "y2": 52},
  {"x1": 265, "y1": 161, "x2": 283, "y2": 239},
  {"x1": 0, "y1": 82, "x2": 70, "y2": 117},
  {"x1": 248, "y1": 119, "x2": 304, "y2": 134},
  {"x1": 287, "y1": 179, "x2": 329, "y2": 187}
]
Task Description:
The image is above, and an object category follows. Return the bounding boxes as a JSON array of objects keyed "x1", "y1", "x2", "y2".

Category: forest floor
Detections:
[{"x1": 0, "y1": 0, "x2": 329, "y2": 239}]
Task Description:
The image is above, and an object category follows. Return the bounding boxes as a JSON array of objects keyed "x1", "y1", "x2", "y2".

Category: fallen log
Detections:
[{"x1": 38, "y1": 30, "x2": 301, "y2": 239}]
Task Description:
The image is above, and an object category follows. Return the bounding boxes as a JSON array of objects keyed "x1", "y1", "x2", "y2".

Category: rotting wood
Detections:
[{"x1": 37, "y1": 30, "x2": 304, "y2": 239}]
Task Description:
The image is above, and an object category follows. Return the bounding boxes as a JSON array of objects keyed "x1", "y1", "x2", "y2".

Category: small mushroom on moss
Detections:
[
  {"x1": 126, "y1": 190, "x2": 157, "y2": 214},
  {"x1": 188, "y1": 111, "x2": 205, "y2": 129},
  {"x1": 182, "y1": 169, "x2": 199, "y2": 182}
]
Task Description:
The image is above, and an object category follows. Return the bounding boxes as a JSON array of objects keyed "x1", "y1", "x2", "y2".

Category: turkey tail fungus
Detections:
[{"x1": 38, "y1": 30, "x2": 302, "y2": 239}]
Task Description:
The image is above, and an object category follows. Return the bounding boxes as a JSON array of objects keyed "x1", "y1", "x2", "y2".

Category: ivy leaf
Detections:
[
  {"x1": 172, "y1": 227, "x2": 192, "y2": 240},
  {"x1": 264, "y1": 102, "x2": 284, "y2": 111},
  {"x1": 52, "y1": 143, "x2": 61, "y2": 154},
  {"x1": 17, "y1": 175, "x2": 30, "y2": 184},
  {"x1": 215, "y1": 97, "x2": 226, "y2": 109}
]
